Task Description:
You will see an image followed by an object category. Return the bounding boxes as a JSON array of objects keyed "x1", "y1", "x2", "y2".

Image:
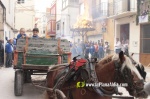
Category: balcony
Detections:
[
  {"x1": 68, "y1": 0, "x2": 79, "y2": 6},
  {"x1": 108, "y1": 0, "x2": 137, "y2": 19},
  {"x1": 138, "y1": 0, "x2": 150, "y2": 24},
  {"x1": 92, "y1": 2, "x2": 108, "y2": 21}
]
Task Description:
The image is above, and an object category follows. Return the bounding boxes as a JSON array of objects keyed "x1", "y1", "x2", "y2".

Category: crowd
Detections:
[
  {"x1": 71, "y1": 41, "x2": 110, "y2": 60},
  {"x1": 0, "y1": 27, "x2": 39, "y2": 68},
  {"x1": 0, "y1": 27, "x2": 129, "y2": 68},
  {"x1": 71, "y1": 38, "x2": 129, "y2": 60}
]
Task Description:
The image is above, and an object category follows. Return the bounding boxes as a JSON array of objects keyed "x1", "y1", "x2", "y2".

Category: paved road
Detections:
[
  {"x1": 0, "y1": 67, "x2": 150, "y2": 99},
  {"x1": 0, "y1": 67, "x2": 45, "y2": 99}
]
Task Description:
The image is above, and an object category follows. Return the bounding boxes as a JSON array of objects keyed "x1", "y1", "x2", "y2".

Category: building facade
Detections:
[
  {"x1": 107, "y1": 0, "x2": 147, "y2": 64},
  {"x1": 46, "y1": 1, "x2": 56, "y2": 38},
  {"x1": 14, "y1": 0, "x2": 35, "y2": 37},
  {"x1": 0, "y1": 0, "x2": 15, "y2": 40},
  {"x1": 75, "y1": 0, "x2": 115, "y2": 52},
  {"x1": 91, "y1": 0, "x2": 115, "y2": 52},
  {"x1": 55, "y1": 0, "x2": 79, "y2": 41},
  {"x1": 137, "y1": 0, "x2": 150, "y2": 66}
]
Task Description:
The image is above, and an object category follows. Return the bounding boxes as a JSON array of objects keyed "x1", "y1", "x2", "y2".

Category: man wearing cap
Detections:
[{"x1": 32, "y1": 28, "x2": 39, "y2": 38}]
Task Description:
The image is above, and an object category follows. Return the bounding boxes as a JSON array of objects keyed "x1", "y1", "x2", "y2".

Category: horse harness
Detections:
[
  {"x1": 53, "y1": 58, "x2": 138, "y2": 98},
  {"x1": 114, "y1": 61, "x2": 144, "y2": 96}
]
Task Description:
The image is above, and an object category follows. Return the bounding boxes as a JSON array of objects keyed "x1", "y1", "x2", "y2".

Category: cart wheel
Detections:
[{"x1": 14, "y1": 70, "x2": 23, "y2": 96}]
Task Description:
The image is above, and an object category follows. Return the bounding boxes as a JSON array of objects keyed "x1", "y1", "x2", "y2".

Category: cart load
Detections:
[{"x1": 13, "y1": 37, "x2": 71, "y2": 96}]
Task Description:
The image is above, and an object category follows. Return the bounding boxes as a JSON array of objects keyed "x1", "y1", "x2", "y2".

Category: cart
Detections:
[{"x1": 13, "y1": 37, "x2": 71, "y2": 97}]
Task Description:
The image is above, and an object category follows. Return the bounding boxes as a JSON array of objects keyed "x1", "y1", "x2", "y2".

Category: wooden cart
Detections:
[{"x1": 13, "y1": 37, "x2": 71, "y2": 96}]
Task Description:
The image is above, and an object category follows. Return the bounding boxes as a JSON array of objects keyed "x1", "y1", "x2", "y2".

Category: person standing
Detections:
[
  {"x1": 123, "y1": 39, "x2": 129, "y2": 55},
  {"x1": 98, "y1": 43, "x2": 104, "y2": 59},
  {"x1": 94, "y1": 42, "x2": 98, "y2": 58},
  {"x1": 5, "y1": 39, "x2": 14, "y2": 68},
  {"x1": 84, "y1": 42, "x2": 90, "y2": 59},
  {"x1": 115, "y1": 38, "x2": 122, "y2": 54},
  {"x1": 17, "y1": 28, "x2": 26, "y2": 39},
  {"x1": 104, "y1": 41, "x2": 110, "y2": 56},
  {"x1": 89, "y1": 43, "x2": 95, "y2": 58}
]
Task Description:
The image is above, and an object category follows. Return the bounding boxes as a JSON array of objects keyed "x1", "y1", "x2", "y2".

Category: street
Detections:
[
  {"x1": 0, "y1": 67, "x2": 150, "y2": 99},
  {"x1": 0, "y1": 67, "x2": 45, "y2": 99}
]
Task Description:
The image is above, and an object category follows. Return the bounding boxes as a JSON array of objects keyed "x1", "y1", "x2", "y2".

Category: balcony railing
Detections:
[
  {"x1": 108, "y1": 0, "x2": 137, "y2": 18},
  {"x1": 92, "y1": 2, "x2": 108, "y2": 19},
  {"x1": 69, "y1": 0, "x2": 79, "y2": 5}
]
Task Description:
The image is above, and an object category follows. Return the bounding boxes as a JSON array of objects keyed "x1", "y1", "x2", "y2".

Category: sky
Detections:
[{"x1": 34, "y1": 0, "x2": 53, "y2": 17}]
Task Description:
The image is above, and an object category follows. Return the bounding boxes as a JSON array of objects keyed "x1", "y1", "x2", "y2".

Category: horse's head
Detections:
[{"x1": 112, "y1": 51, "x2": 148, "y2": 98}]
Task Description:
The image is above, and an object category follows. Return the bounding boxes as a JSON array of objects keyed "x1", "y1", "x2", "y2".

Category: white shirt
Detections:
[{"x1": 115, "y1": 41, "x2": 122, "y2": 49}]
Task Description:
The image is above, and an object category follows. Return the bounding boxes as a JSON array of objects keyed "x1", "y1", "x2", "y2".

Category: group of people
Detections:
[
  {"x1": 4, "y1": 27, "x2": 39, "y2": 68},
  {"x1": 71, "y1": 41, "x2": 110, "y2": 60},
  {"x1": 115, "y1": 38, "x2": 129, "y2": 55},
  {"x1": 2, "y1": 27, "x2": 129, "y2": 68},
  {"x1": 71, "y1": 38, "x2": 129, "y2": 60}
]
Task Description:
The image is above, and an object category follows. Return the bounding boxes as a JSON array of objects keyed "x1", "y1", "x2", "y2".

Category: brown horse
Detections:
[{"x1": 45, "y1": 51, "x2": 148, "y2": 99}]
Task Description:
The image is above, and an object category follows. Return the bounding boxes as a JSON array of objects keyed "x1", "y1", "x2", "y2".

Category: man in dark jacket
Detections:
[{"x1": 5, "y1": 39, "x2": 14, "y2": 68}]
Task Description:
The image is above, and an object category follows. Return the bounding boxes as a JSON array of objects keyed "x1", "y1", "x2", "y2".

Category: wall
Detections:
[
  {"x1": 56, "y1": 0, "x2": 62, "y2": 22},
  {"x1": 0, "y1": 2, "x2": 4, "y2": 40},
  {"x1": 15, "y1": 11, "x2": 35, "y2": 30},
  {"x1": 115, "y1": 15, "x2": 140, "y2": 62},
  {"x1": 103, "y1": 19, "x2": 115, "y2": 52},
  {"x1": 0, "y1": 0, "x2": 15, "y2": 40},
  {"x1": 61, "y1": 6, "x2": 79, "y2": 39},
  {"x1": 1, "y1": 0, "x2": 15, "y2": 28},
  {"x1": 15, "y1": 0, "x2": 35, "y2": 37}
]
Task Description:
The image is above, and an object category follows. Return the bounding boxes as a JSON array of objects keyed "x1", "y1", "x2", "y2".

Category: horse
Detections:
[
  {"x1": 45, "y1": 51, "x2": 148, "y2": 99},
  {"x1": 98, "y1": 53, "x2": 147, "y2": 80}
]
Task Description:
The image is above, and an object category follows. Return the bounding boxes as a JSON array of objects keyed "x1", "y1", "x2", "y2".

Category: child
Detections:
[{"x1": 32, "y1": 28, "x2": 39, "y2": 38}]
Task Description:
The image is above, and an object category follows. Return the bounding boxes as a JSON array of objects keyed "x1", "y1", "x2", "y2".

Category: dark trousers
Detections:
[
  {"x1": 6, "y1": 53, "x2": 12, "y2": 67},
  {"x1": 98, "y1": 52, "x2": 104, "y2": 59}
]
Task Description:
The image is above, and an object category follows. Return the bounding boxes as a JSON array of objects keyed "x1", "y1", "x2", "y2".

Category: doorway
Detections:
[{"x1": 120, "y1": 24, "x2": 129, "y2": 43}]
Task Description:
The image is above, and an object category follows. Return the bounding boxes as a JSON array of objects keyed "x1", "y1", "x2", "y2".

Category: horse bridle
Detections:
[{"x1": 114, "y1": 61, "x2": 144, "y2": 95}]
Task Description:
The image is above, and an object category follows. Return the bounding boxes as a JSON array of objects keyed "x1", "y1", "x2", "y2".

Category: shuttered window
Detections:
[{"x1": 141, "y1": 24, "x2": 150, "y2": 53}]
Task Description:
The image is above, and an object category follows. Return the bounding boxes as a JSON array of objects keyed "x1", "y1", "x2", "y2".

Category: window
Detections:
[
  {"x1": 57, "y1": 23, "x2": 60, "y2": 30},
  {"x1": 62, "y1": 0, "x2": 68, "y2": 9},
  {"x1": 69, "y1": 0, "x2": 79, "y2": 5},
  {"x1": 141, "y1": 24, "x2": 150, "y2": 53},
  {"x1": 101, "y1": 0, "x2": 108, "y2": 16},
  {"x1": 92, "y1": 0, "x2": 108, "y2": 19},
  {"x1": 17, "y1": 0, "x2": 24, "y2": 4},
  {"x1": 52, "y1": 21, "x2": 56, "y2": 32},
  {"x1": 80, "y1": 3, "x2": 84, "y2": 15}
]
